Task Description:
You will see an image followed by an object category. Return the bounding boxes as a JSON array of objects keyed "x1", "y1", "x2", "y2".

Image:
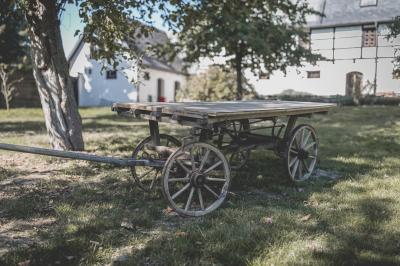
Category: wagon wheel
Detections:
[
  {"x1": 284, "y1": 124, "x2": 318, "y2": 182},
  {"x1": 131, "y1": 134, "x2": 181, "y2": 192},
  {"x1": 220, "y1": 120, "x2": 250, "y2": 170},
  {"x1": 161, "y1": 142, "x2": 231, "y2": 217}
]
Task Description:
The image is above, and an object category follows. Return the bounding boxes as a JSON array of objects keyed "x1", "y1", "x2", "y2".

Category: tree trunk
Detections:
[
  {"x1": 24, "y1": 0, "x2": 84, "y2": 151},
  {"x1": 0, "y1": 66, "x2": 11, "y2": 111},
  {"x1": 235, "y1": 51, "x2": 243, "y2": 101}
]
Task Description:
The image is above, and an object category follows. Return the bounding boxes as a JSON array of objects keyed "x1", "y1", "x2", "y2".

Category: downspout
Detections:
[{"x1": 374, "y1": 21, "x2": 379, "y2": 95}]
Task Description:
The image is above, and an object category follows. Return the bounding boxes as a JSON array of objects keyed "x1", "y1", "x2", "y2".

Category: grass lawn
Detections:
[{"x1": 0, "y1": 106, "x2": 400, "y2": 265}]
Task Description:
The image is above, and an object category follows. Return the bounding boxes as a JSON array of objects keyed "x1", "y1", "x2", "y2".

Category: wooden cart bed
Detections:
[{"x1": 112, "y1": 101, "x2": 335, "y2": 125}]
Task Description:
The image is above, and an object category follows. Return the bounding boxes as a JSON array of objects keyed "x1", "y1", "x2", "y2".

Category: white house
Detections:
[
  {"x1": 68, "y1": 29, "x2": 187, "y2": 106},
  {"x1": 248, "y1": 0, "x2": 400, "y2": 96}
]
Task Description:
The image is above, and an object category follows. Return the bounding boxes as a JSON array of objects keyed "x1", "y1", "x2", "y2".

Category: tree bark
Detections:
[
  {"x1": 235, "y1": 50, "x2": 243, "y2": 101},
  {"x1": 24, "y1": 0, "x2": 84, "y2": 151}
]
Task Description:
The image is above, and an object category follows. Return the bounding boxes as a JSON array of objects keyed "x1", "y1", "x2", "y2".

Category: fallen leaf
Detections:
[
  {"x1": 175, "y1": 231, "x2": 188, "y2": 237},
  {"x1": 260, "y1": 216, "x2": 273, "y2": 224},
  {"x1": 300, "y1": 214, "x2": 312, "y2": 222},
  {"x1": 121, "y1": 220, "x2": 135, "y2": 230},
  {"x1": 18, "y1": 260, "x2": 30, "y2": 266}
]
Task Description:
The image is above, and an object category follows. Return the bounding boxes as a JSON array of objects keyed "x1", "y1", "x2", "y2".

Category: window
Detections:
[
  {"x1": 89, "y1": 45, "x2": 98, "y2": 59},
  {"x1": 174, "y1": 81, "x2": 181, "y2": 101},
  {"x1": 259, "y1": 72, "x2": 270, "y2": 80},
  {"x1": 360, "y1": 0, "x2": 377, "y2": 7},
  {"x1": 106, "y1": 70, "x2": 117, "y2": 79},
  {"x1": 307, "y1": 71, "x2": 320, "y2": 79},
  {"x1": 157, "y1": 78, "x2": 165, "y2": 102},
  {"x1": 84, "y1": 67, "x2": 92, "y2": 75},
  {"x1": 362, "y1": 26, "x2": 377, "y2": 47},
  {"x1": 143, "y1": 72, "x2": 150, "y2": 80}
]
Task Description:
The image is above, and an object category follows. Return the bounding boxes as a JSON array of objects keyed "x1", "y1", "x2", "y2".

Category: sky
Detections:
[{"x1": 60, "y1": 4, "x2": 169, "y2": 57}]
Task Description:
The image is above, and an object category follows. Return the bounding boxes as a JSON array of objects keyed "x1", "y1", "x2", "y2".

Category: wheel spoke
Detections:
[
  {"x1": 206, "y1": 177, "x2": 226, "y2": 182},
  {"x1": 289, "y1": 157, "x2": 298, "y2": 168},
  {"x1": 301, "y1": 128, "x2": 305, "y2": 145},
  {"x1": 190, "y1": 153, "x2": 196, "y2": 171},
  {"x1": 204, "y1": 184, "x2": 219, "y2": 198},
  {"x1": 138, "y1": 168, "x2": 156, "y2": 179},
  {"x1": 149, "y1": 170, "x2": 159, "y2": 189},
  {"x1": 290, "y1": 148, "x2": 298, "y2": 155},
  {"x1": 176, "y1": 159, "x2": 190, "y2": 173},
  {"x1": 197, "y1": 188, "x2": 205, "y2": 210},
  {"x1": 292, "y1": 159, "x2": 300, "y2": 177},
  {"x1": 298, "y1": 162, "x2": 303, "y2": 179},
  {"x1": 185, "y1": 187, "x2": 195, "y2": 211},
  {"x1": 168, "y1": 177, "x2": 190, "y2": 182},
  {"x1": 304, "y1": 142, "x2": 316, "y2": 151},
  {"x1": 204, "y1": 160, "x2": 223, "y2": 174},
  {"x1": 302, "y1": 131, "x2": 311, "y2": 148},
  {"x1": 301, "y1": 159, "x2": 310, "y2": 173},
  {"x1": 172, "y1": 183, "x2": 191, "y2": 200},
  {"x1": 199, "y1": 150, "x2": 210, "y2": 172}
]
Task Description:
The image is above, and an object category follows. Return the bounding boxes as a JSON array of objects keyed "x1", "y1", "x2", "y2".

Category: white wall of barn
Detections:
[
  {"x1": 248, "y1": 24, "x2": 400, "y2": 96},
  {"x1": 69, "y1": 42, "x2": 187, "y2": 106}
]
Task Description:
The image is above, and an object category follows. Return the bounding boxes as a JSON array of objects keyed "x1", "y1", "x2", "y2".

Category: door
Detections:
[{"x1": 346, "y1": 72, "x2": 363, "y2": 103}]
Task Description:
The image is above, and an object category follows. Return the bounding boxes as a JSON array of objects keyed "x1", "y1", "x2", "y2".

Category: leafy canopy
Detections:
[
  {"x1": 162, "y1": 0, "x2": 321, "y2": 75},
  {"x1": 0, "y1": 0, "x2": 29, "y2": 69},
  {"x1": 388, "y1": 16, "x2": 400, "y2": 76},
  {"x1": 17, "y1": 0, "x2": 165, "y2": 69}
]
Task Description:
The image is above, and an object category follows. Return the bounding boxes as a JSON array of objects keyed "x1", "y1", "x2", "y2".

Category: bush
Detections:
[{"x1": 177, "y1": 66, "x2": 258, "y2": 101}]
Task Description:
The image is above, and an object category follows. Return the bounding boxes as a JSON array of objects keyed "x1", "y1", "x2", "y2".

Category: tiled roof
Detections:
[
  {"x1": 309, "y1": 0, "x2": 400, "y2": 28},
  {"x1": 129, "y1": 28, "x2": 185, "y2": 74}
]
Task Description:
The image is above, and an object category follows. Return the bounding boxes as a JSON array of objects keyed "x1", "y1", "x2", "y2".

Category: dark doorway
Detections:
[
  {"x1": 346, "y1": 72, "x2": 363, "y2": 104},
  {"x1": 157, "y1": 78, "x2": 165, "y2": 102},
  {"x1": 174, "y1": 81, "x2": 181, "y2": 102}
]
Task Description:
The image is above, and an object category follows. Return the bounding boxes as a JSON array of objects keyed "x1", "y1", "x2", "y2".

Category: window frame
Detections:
[
  {"x1": 307, "y1": 71, "x2": 321, "y2": 79},
  {"x1": 362, "y1": 25, "x2": 377, "y2": 47},
  {"x1": 106, "y1": 70, "x2": 117, "y2": 80},
  {"x1": 360, "y1": 0, "x2": 378, "y2": 7}
]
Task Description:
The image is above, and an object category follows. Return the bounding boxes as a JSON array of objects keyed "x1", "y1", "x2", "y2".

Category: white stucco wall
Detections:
[
  {"x1": 251, "y1": 24, "x2": 400, "y2": 96},
  {"x1": 69, "y1": 42, "x2": 187, "y2": 106},
  {"x1": 137, "y1": 68, "x2": 187, "y2": 102},
  {"x1": 70, "y1": 43, "x2": 138, "y2": 106}
]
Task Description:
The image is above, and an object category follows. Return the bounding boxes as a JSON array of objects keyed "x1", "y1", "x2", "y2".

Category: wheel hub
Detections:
[
  {"x1": 297, "y1": 149, "x2": 309, "y2": 160},
  {"x1": 190, "y1": 172, "x2": 206, "y2": 188}
]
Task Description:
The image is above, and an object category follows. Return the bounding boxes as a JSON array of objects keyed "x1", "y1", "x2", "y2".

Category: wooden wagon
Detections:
[
  {"x1": 112, "y1": 100, "x2": 335, "y2": 216},
  {"x1": 0, "y1": 100, "x2": 334, "y2": 217}
]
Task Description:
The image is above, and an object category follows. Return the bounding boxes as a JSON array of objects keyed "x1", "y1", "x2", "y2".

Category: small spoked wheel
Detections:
[
  {"x1": 161, "y1": 142, "x2": 231, "y2": 217},
  {"x1": 228, "y1": 148, "x2": 250, "y2": 170},
  {"x1": 220, "y1": 120, "x2": 250, "y2": 170},
  {"x1": 285, "y1": 124, "x2": 318, "y2": 182},
  {"x1": 131, "y1": 134, "x2": 181, "y2": 191}
]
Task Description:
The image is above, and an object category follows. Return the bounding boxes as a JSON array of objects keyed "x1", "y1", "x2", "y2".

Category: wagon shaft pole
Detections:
[{"x1": 0, "y1": 143, "x2": 164, "y2": 167}]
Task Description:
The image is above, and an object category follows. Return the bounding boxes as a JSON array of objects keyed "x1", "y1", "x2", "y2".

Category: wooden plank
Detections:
[{"x1": 113, "y1": 101, "x2": 335, "y2": 123}]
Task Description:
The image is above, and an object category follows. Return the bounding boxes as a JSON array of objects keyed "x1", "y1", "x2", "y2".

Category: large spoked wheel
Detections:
[
  {"x1": 161, "y1": 142, "x2": 231, "y2": 217},
  {"x1": 131, "y1": 134, "x2": 181, "y2": 192},
  {"x1": 284, "y1": 124, "x2": 318, "y2": 182}
]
